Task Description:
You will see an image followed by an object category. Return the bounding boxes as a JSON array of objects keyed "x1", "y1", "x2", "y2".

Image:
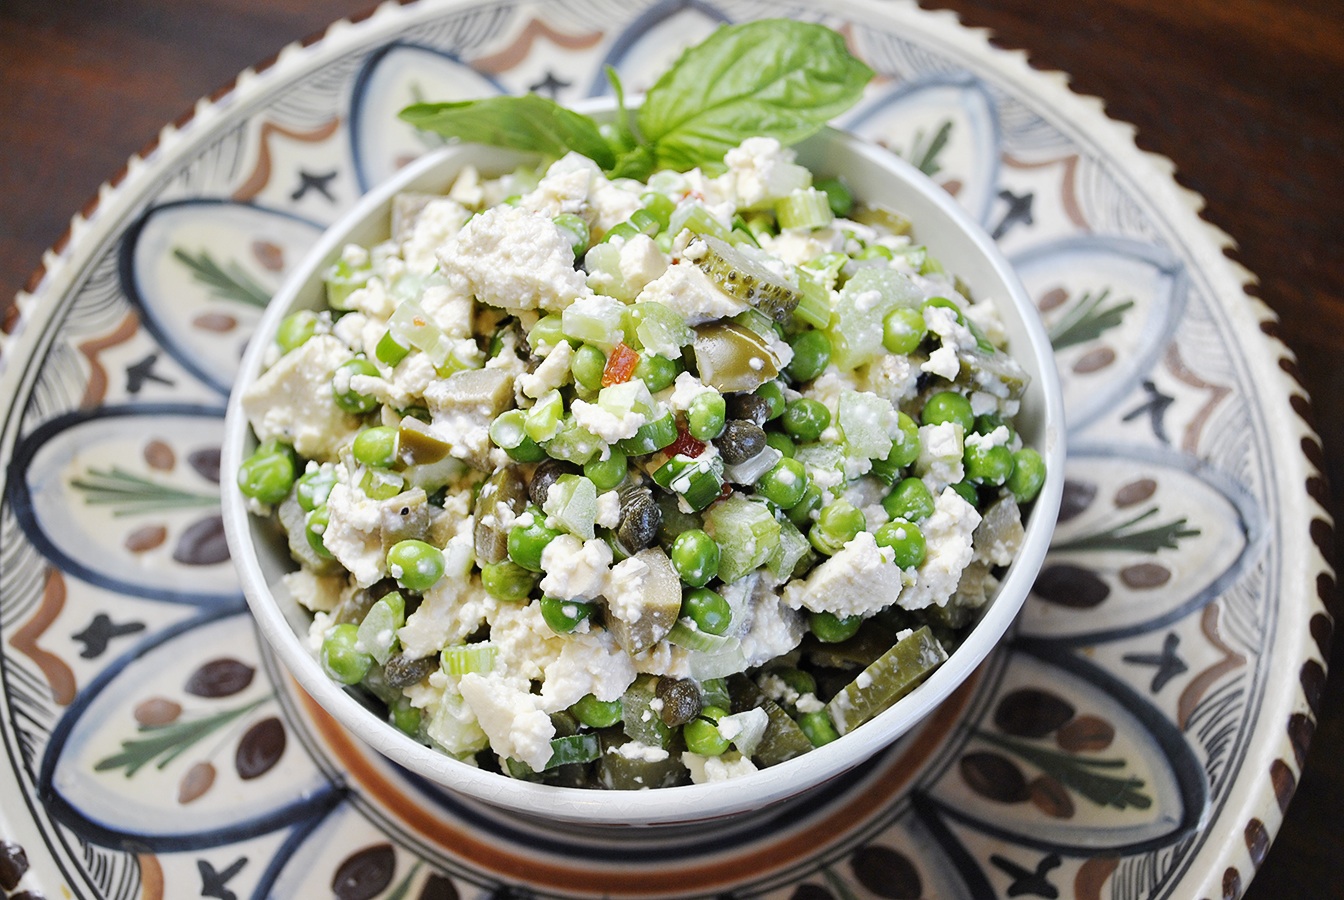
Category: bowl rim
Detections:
[{"x1": 221, "y1": 111, "x2": 1065, "y2": 826}]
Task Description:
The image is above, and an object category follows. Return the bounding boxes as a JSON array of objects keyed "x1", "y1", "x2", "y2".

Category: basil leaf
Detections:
[
  {"x1": 399, "y1": 95, "x2": 616, "y2": 170},
  {"x1": 638, "y1": 19, "x2": 873, "y2": 173}
]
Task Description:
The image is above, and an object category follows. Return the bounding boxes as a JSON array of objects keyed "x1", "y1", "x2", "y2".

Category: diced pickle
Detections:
[
  {"x1": 727, "y1": 674, "x2": 812, "y2": 766},
  {"x1": 691, "y1": 321, "x2": 783, "y2": 393},
  {"x1": 473, "y1": 467, "x2": 528, "y2": 564},
  {"x1": 605, "y1": 548, "x2": 681, "y2": 655},
  {"x1": 598, "y1": 733, "x2": 687, "y2": 790},
  {"x1": 826, "y1": 626, "x2": 948, "y2": 736},
  {"x1": 621, "y1": 674, "x2": 674, "y2": 749}
]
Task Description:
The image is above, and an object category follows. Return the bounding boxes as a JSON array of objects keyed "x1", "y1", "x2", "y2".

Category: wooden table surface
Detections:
[{"x1": 1, "y1": 1, "x2": 1340, "y2": 896}]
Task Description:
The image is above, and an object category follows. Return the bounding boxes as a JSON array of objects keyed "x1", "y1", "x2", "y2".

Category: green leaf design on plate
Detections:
[
  {"x1": 1052, "y1": 506, "x2": 1200, "y2": 554},
  {"x1": 1049, "y1": 287, "x2": 1135, "y2": 351},
  {"x1": 976, "y1": 729, "x2": 1152, "y2": 811},
  {"x1": 95, "y1": 695, "x2": 271, "y2": 777},
  {"x1": 173, "y1": 247, "x2": 270, "y2": 308},
  {"x1": 70, "y1": 466, "x2": 217, "y2": 517}
]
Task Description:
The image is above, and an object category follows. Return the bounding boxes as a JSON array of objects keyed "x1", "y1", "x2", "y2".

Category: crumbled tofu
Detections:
[
  {"x1": 518, "y1": 339, "x2": 574, "y2": 400},
  {"x1": 457, "y1": 672, "x2": 555, "y2": 771},
  {"x1": 538, "y1": 534, "x2": 613, "y2": 600},
  {"x1": 683, "y1": 750, "x2": 759, "y2": 784},
  {"x1": 722, "y1": 137, "x2": 811, "y2": 209},
  {"x1": 280, "y1": 569, "x2": 345, "y2": 613},
  {"x1": 619, "y1": 234, "x2": 668, "y2": 295},
  {"x1": 635, "y1": 260, "x2": 747, "y2": 324},
  {"x1": 438, "y1": 205, "x2": 590, "y2": 313},
  {"x1": 899, "y1": 488, "x2": 983, "y2": 611},
  {"x1": 539, "y1": 628, "x2": 638, "y2": 712},
  {"x1": 241, "y1": 335, "x2": 361, "y2": 461},
  {"x1": 781, "y1": 531, "x2": 906, "y2": 618},
  {"x1": 916, "y1": 422, "x2": 965, "y2": 492}
]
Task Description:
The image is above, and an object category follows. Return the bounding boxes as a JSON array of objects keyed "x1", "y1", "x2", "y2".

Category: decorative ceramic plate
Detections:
[{"x1": 0, "y1": 1, "x2": 1330, "y2": 898}]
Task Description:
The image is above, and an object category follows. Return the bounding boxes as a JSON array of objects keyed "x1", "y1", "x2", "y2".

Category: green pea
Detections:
[
  {"x1": 332, "y1": 357, "x2": 380, "y2": 414},
  {"x1": 882, "y1": 306, "x2": 926, "y2": 355},
  {"x1": 764, "y1": 430, "x2": 795, "y2": 458},
  {"x1": 352, "y1": 426, "x2": 399, "y2": 468},
  {"x1": 757, "y1": 457, "x2": 808, "y2": 509},
  {"x1": 275, "y1": 310, "x2": 318, "y2": 353},
  {"x1": 920, "y1": 390, "x2": 974, "y2": 432},
  {"x1": 785, "y1": 481, "x2": 824, "y2": 529},
  {"x1": 882, "y1": 477, "x2": 935, "y2": 522},
  {"x1": 572, "y1": 693, "x2": 623, "y2": 728},
  {"x1": 683, "y1": 706, "x2": 730, "y2": 756},
  {"x1": 874, "y1": 517, "x2": 927, "y2": 568},
  {"x1": 974, "y1": 412, "x2": 1011, "y2": 436},
  {"x1": 771, "y1": 667, "x2": 817, "y2": 699},
  {"x1": 635, "y1": 354, "x2": 679, "y2": 392},
  {"x1": 540, "y1": 596, "x2": 595, "y2": 634},
  {"x1": 237, "y1": 439, "x2": 297, "y2": 505},
  {"x1": 784, "y1": 330, "x2": 831, "y2": 383},
  {"x1": 888, "y1": 412, "x2": 922, "y2": 469},
  {"x1": 481, "y1": 560, "x2": 536, "y2": 602},
  {"x1": 754, "y1": 380, "x2": 786, "y2": 420},
  {"x1": 809, "y1": 500, "x2": 865, "y2": 556},
  {"x1": 295, "y1": 466, "x2": 337, "y2": 512},
  {"x1": 386, "y1": 539, "x2": 445, "y2": 592},
  {"x1": 950, "y1": 480, "x2": 980, "y2": 507},
  {"x1": 686, "y1": 390, "x2": 727, "y2": 441},
  {"x1": 359, "y1": 468, "x2": 404, "y2": 500},
  {"x1": 305, "y1": 505, "x2": 333, "y2": 558},
  {"x1": 553, "y1": 213, "x2": 590, "y2": 258},
  {"x1": 670, "y1": 529, "x2": 720, "y2": 588},
  {"x1": 321, "y1": 623, "x2": 372, "y2": 685},
  {"x1": 809, "y1": 611, "x2": 862, "y2": 643},
  {"x1": 1007, "y1": 447, "x2": 1046, "y2": 502},
  {"x1": 681, "y1": 587, "x2": 731, "y2": 635},
  {"x1": 389, "y1": 696, "x2": 422, "y2": 736},
  {"x1": 508, "y1": 434, "x2": 548, "y2": 463},
  {"x1": 640, "y1": 191, "x2": 676, "y2": 231},
  {"x1": 964, "y1": 441, "x2": 1015, "y2": 486},
  {"x1": 528, "y1": 314, "x2": 567, "y2": 355},
  {"x1": 798, "y1": 709, "x2": 840, "y2": 747},
  {"x1": 507, "y1": 516, "x2": 563, "y2": 573},
  {"x1": 815, "y1": 177, "x2": 854, "y2": 218},
  {"x1": 583, "y1": 451, "x2": 627, "y2": 492},
  {"x1": 782, "y1": 398, "x2": 831, "y2": 443},
  {"x1": 571, "y1": 344, "x2": 607, "y2": 391}
]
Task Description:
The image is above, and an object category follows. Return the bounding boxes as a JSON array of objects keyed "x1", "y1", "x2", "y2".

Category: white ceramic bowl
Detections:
[{"x1": 222, "y1": 112, "x2": 1065, "y2": 827}]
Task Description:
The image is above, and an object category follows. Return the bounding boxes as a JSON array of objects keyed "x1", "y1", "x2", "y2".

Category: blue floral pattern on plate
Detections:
[{"x1": 0, "y1": 1, "x2": 1328, "y2": 898}]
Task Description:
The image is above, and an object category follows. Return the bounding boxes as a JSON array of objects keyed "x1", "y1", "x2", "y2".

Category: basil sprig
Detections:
[{"x1": 398, "y1": 19, "x2": 874, "y2": 180}]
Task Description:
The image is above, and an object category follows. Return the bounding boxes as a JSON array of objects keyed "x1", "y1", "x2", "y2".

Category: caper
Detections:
[
  {"x1": 616, "y1": 484, "x2": 662, "y2": 553},
  {"x1": 725, "y1": 392, "x2": 771, "y2": 426},
  {"x1": 656, "y1": 677, "x2": 703, "y2": 727},
  {"x1": 715, "y1": 419, "x2": 767, "y2": 465},
  {"x1": 528, "y1": 458, "x2": 577, "y2": 508},
  {"x1": 383, "y1": 653, "x2": 437, "y2": 689}
]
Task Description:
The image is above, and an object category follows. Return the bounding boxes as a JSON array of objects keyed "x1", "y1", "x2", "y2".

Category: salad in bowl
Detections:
[{"x1": 222, "y1": 19, "x2": 1063, "y2": 823}]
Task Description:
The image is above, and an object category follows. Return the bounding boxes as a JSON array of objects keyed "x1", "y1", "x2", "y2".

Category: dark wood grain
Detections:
[{"x1": 1, "y1": 1, "x2": 1341, "y2": 896}]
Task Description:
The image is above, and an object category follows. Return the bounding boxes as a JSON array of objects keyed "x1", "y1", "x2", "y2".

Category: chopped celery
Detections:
[
  {"x1": 524, "y1": 389, "x2": 564, "y2": 443},
  {"x1": 793, "y1": 269, "x2": 832, "y2": 329},
  {"x1": 628, "y1": 301, "x2": 693, "y2": 358},
  {"x1": 562, "y1": 295, "x2": 626, "y2": 350},
  {"x1": 542, "y1": 473, "x2": 599, "y2": 539},
  {"x1": 827, "y1": 268, "x2": 923, "y2": 370},
  {"x1": 717, "y1": 707, "x2": 769, "y2": 756},
  {"x1": 441, "y1": 642, "x2": 497, "y2": 676},
  {"x1": 776, "y1": 187, "x2": 834, "y2": 230},
  {"x1": 826, "y1": 626, "x2": 948, "y2": 735},
  {"x1": 542, "y1": 416, "x2": 603, "y2": 465},
  {"x1": 375, "y1": 329, "x2": 410, "y2": 366},
  {"x1": 766, "y1": 517, "x2": 812, "y2": 580},
  {"x1": 668, "y1": 201, "x2": 732, "y2": 241},
  {"x1": 426, "y1": 684, "x2": 488, "y2": 757},
  {"x1": 667, "y1": 618, "x2": 736, "y2": 653},
  {"x1": 355, "y1": 594, "x2": 405, "y2": 665},
  {"x1": 723, "y1": 445, "x2": 783, "y2": 487},
  {"x1": 387, "y1": 298, "x2": 452, "y2": 367},
  {"x1": 703, "y1": 496, "x2": 781, "y2": 583},
  {"x1": 838, "y1": 390, "x2": 897, "y2": 462},
  {"x1": 616, "y1": 411, "x2": 678, "y2": 455}
]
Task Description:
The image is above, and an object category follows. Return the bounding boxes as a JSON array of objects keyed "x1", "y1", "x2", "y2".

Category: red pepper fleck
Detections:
[
  {"x1": 602, "y1": 342, "x2": 640, "y2": 387},
  {"x1": 667, "y1": 421, "x2": 706, "y2": 459}
]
